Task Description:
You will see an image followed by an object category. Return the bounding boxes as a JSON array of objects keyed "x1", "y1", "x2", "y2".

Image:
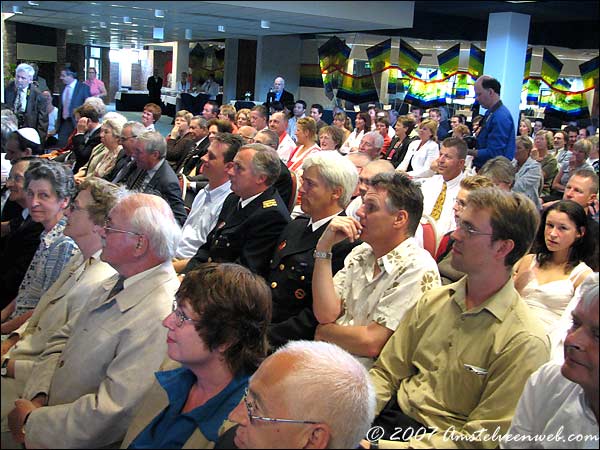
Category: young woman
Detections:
[
  {"x1": 340, "y1": 112, "x2": 371, "y2": 155},
  {"x1": 332, "y1": 111, "x2": 351, "y2": 146},
  {"x1": 397, "y1": 118, "x2": 440, "y2": 180},
  {"x1": 514, "y1": 200, "x2": 594, "y2": 333}
]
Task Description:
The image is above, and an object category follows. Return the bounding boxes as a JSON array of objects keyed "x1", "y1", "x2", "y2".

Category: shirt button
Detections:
[
  {"x1": 271, "y1": 282, "x2": 277, "y2": 289},
  {"x1": 279, "y1": 264, "x2": 285, "y2": 271}
]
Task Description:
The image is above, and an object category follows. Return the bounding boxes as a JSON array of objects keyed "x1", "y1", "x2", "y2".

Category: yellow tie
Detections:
[{"x1": 430, "y1": 181, "x2": 447, "y2": 221}]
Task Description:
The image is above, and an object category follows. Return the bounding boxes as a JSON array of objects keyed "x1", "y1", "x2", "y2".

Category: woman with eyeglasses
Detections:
[
  {"x1": 513, "y1": 200, "x2": 594, "y2": 334},
  {"x1": 1, "y1": 159, "x2": 77, "y2": 334},
  {"x1": 121, "y1": 263, "x2": 271, "y2": 449}
]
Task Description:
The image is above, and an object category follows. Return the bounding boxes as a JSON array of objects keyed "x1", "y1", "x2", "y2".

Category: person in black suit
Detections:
[
  {"x1": 267, "y1": 152, "x2": 361, "y2": 349},
  {"x1": 59, "y1": 103, "x2": 102, "y2": 173},
  {"x1": 104, "y1": 121, "x2": 146, "y2": 184},
  {"x1": 123, "y1": 131, "x2": 187, "y2": 226},
  {"x1": 4, "y1": 63, "x2": 49, "y2": 146},
  {"x1": 183, "y1": 143, "x2": 291, "y2": 277},
  {"x1": 266, "y1": 76, "x2": 295, "y2": 113},
  {"x1": 385, "y1": 114, "x2": 418, "y2": 168},
  {"x1": 56, "y1": 65, "x2": 91, "y2": 148},
  {"x1": 146, "y1": 71, "x2": 163, "y2": 105}
]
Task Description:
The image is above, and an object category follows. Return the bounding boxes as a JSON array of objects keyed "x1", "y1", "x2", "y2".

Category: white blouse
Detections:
[{"x1": 397, "y1": 139, "x2": 440, "y2": 179}]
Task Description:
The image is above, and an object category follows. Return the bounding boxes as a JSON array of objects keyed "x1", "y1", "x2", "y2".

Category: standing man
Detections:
[
  {"x1": 266, "y1": 76, "x2": 295, "y2": 112},
  {"x1": 56, "y1": 65, "x2": 91, "y2": 148},
  {"x1": 472, "y1": 75, "x2": 516, "y2": 169},
  {"x1": 287, "y1": 100, "x2": 307, "y2": 143},
  {"x1": 200, "y1": 73, "x2": 220, "y2": 100},
  {"x1": 4, "y1": 63, "x2": 48, "y2": 146},
  {"x1": 146, "y1": 70, "x2": 163, "y2": 105}
]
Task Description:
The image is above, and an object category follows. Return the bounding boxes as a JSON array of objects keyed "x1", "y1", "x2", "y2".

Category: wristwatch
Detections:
[
  {"x1": 313, "y1": 250, "x2": 332, "y2": 260},
  {"x1": 1, "y1": 358, "x2": 9, "y2": 377}
]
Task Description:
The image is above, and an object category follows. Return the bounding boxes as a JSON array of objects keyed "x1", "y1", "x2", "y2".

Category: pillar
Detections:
[
  {"x1": 223, "y1": 38, "x2": 239, "y2": 103},
  {"x1": 172, "y1": 40, "x2": 190, "y2": 89}
]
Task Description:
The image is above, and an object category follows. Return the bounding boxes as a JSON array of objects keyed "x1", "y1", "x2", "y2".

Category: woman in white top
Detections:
[
  {"x1": 287, "y1": 117, "x2": 320, "y2": 175},
  {"x1": 397, "y1": 118, "x2": 439, "y2": 179},
  {"x1": 514, "y1": 200, "x2": 593, "y2": 334},
  {"x1": 340, "y1": 112, "x2": 371, "y2": 155}
]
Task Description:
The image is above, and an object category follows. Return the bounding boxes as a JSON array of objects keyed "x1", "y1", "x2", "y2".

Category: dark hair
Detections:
[
  {"x1": 205, "y1": 100, "x2": 220, "y2": 115},
  {"x1": 74, "y1": 104, "x2": 100, "y2": 123},
  {"x1": 9, "y1": 130, "x2": 41, "y2": 156},
  {"x1": 208, "y1": 118, "x2": 233, "y2": 134},
  {"x1": 24, "y1": 159, "x2": 76, "y2": 200},
  {"x1": 369, "y1": 172, "x2": 423, "y2": 236},
  {"x1": 376, "y1": 117, "x2": 390, "y2": 128},
  {"x1": 295, "y1": 100, "x2": 307, "y2": 110},
  {"x1": 310, "y1": 104, "x2": 324, "y2": 114},
  {"x1": 564, "y1": 125, "x2": 578, "y2": 135},
  {"x1": 62, "y1": 64, "x2": 77, "y2": 78},
  {"x1": 176, "y1": 263, "x2": 271, "y2": 375},
  {"x1": 356, "y1": 112, "x2": 372, "y2": 131},
  {"x1": 251, "y1": 104, "x2": 267, "y2": 118},
  {"x1": 441, "y1": 137, "x2": 468, "y2": 159},
  {"x1": 269, "y1": 101, "x2": 284, "y2": 112},
  {"x1": 213, "y1": 132, "x2": 243, "y2": 163},
  {"x1": 481, "y1": 76, "x2": 501, "y2": 95},
  {"x1": 533, "y1": 200, "x2": 594, "y2": 272}
]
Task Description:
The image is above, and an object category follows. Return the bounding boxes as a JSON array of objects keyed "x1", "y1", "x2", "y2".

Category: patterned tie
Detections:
[
  {"x1": 430, "y1": 181, "x2": 447, "y2": 221},
  {"x1": 62, "y1": 85, "x2": 72, "y2": 120},
  {"x1": 14, "y1": 87, "x2": 24, "y2": 113},
  {"x1": 130, "y1": 170, "x2": 147, "y2": 191}
]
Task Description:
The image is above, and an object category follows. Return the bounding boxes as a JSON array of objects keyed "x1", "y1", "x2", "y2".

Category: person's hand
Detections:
[
  {"x1": 170, "y1": 124, "x2": 180, "y2": 139},
  {"x1": 8, "y1": 399, "x2": 38, "y2": 444},
  {"x1": 317, "y1": 216, "x2": 362, "y2": 251},
  {"x1": 76, "y1": 117, "x2": 90, "y2": 134}
]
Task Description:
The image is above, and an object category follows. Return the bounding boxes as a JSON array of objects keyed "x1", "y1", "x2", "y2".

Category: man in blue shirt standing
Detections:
[{"x1": 472, "y1": 76, "x2": 515, "y2": 169}]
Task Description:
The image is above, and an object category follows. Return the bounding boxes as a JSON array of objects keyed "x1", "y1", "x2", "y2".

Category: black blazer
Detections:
[
  {"x1": 67, "y1": 126, "x2": 102, "y2": 173},
  {"x1": 184, "y1": 186, "x2": 291, "y2": 277},
  {"x1": 266, "y1": 89, "x2": 295, "y2": 111},
  {"x1": 104, "y1": 150, "x2": 133, "y2": 183},
  {"x1": 390, "y1": 135, "x2": 418, "y2": 168},
  {"x1": 56, "y1": 81, "x2": 91, "y2": 130},
  {"x1": 180, "y1": 137, "x2": 210, "y2": 177},
  {"x1": 143, "y1": 161, "x2": 188, "y2": 226},
  {"x1": 267, "y1": 213, "x2": 360, "y2": 349},
  {"x1": 4, "y1": 81, "x2": 49, "y2": 144},
  {"x1": 147, "y1": 76, "x2": 163, "y2": 101}
]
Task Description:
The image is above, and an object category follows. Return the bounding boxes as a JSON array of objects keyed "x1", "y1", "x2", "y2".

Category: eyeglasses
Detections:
[
  {"x1": 119, "y1": 135, "x2": 136, "y2": 142},
  {"x1": 242, "y1": 388, "x2": 319, "y2": 425},
  {"x1": 455, "y1": 218, "x2": 493, "y2": 238},
  {"x1": 358, "y1": 177, "x2": 373, "y2": 186},
  {"x1": 171, "y1": 300, "x2": 199, "y2": 328},
  {"x1": 103, "y1": 218, "x2": 142, "y2": 236},
  {"x1": 68, "y1": 201, "x2": 85, "y2": 212}
]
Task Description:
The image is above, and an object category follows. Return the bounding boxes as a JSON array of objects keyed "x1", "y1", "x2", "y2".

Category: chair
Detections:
[
  {"x1": 234, "y1": 101, "x2": 256, "y2": 110},
  {"x1": 420, "y1": 214, "x2": 439, "y2": 259},
  {"x1": 288, "y1": 170, "x2": 299, "y2": 212}
]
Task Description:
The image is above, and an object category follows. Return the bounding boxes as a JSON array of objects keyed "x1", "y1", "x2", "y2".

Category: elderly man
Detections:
[
  {"x1": 183, "y1": 143, "x2": 290, "y2": 277},
  {"x1": 471, "y1": 75, "x2": 516, "y2": 169},
  {"x1": 502, "y1": 273, "x2": 599, "y2": 449},
  {"x1": 225, "y1": 341, "x2": 375, "y2": 449},
  {"x1": 513, "y1": 136, "x2": 543, "y2": 210},
  {"x1": 562, "y1": 168, "x2": 599, "y2": 221},
  {"x1": 124, "y1": 131, "x2": 187, "y2": 226},
  {"x1": 268, "y1": 152, "x2": 360, "y2": 348},
  {"x1": 250, "y1": 105, "x2": 269, "y2": 132},
  {"x1": 312, "y1": 172, "x2": 440, "y2": 368},
  {"x1": 268, "y1": 111, "x2": 296, "y2": 163},
  {"x1": 56, "y1": 65, "x2": 91, "y2": 147},
  {"x1": 1, "y1": 178, "x2": 119, "y2": 447},
  {"x1": 420, "y1": 137, "x2": 466, "y2": 235},
  {"x1": 266, "y1": 76, "x2": 295, "y2": 112},
  {"x1": 359, "y1": 131, "x2": 385, "y2": 160},
  {"x1": 106, "y1": 121, "x2": 146, "y2": 184},
  {"x1": 367, "y1": 188, "x2": 549, "y2": 448},
  {"x1": 5, "y1": 193, "x2": 181, "y2": 448},
  {"x1": 172, "y1": 133, "x2": 241, "y2": 273},
  {"x1": 3, "y1": 63, "x2": 48, "y2": 145},
  {"x1": 346, "y1": 159, "x2": 395, "y2": 220}
]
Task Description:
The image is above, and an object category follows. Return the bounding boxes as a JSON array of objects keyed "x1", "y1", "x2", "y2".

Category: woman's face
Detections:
[
  {"x1": 100, "y1": 126, "x2": 118, "y2": 148},
  {"x1": 333, "y1": 117, "x2": 344, "y2": 129},
  {"x1": 418, "y1": 125, "x2": 433, "y2": 141},
  {"x1": 295, "y1": 125, "x2": 308, "y2": 145},
  {"x1": 376, "y1": 122, "x2": 388, "y2": 138},
  {"x1": 573, "y1": 147, "x2": 588, "y2": 165},
  {"x1": 544, "y1": 210, "x2": 582, "y2": 254},
  {"x1": 237, "y1": 114, "x2": 250, "y2": 128},
  {"x1": 27, "y1": 178, "x2": 68, "y2": 230},
  {"x1": 519, "y1": 122, "x2": 530, "y2": 136},
  {"x1": 319, "y1": 133, "x2": 336, "y2": 151},
  {"x1": 355, "y1": 115, "x2": 365, "y2": 131},
  {"x1": 395, "y1": 122, "x2": 407, "y2": 139},
  {"x1": 175, "y1": 117, "x2": 189, "y2": 134},
  {"x1": 534, "y1": 133, "x2": 547, "y2": 151},
  {"x1": 88, "y1": 69, "x2": 97, "y2": 80}
]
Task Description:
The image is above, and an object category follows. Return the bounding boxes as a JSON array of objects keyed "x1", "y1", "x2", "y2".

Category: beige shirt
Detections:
[{"x1": 370, "y1": 276, "x2": 550, "y2": 449}]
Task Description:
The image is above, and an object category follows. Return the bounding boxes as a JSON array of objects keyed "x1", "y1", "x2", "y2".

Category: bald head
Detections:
[
  {"x1": 238, "y1": 126, "x2": 257, "y2": 143},
  {"x1": 359, "y1": 160, "x2": 395, "y2": 198}
]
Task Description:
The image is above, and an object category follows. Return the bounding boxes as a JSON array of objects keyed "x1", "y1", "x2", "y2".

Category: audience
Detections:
[
  {"x1": 287, "y1": 117, "x2": 320, "y2": 179},
  {"x1": 142, "y1": 103, "x2": 162, "y2": 131},
  {"x1": 250, "y1": 105, "x2": 268, "y2": 132},
  {"x1": 309, "y1": 103, "x2": 327, "y2": 133},
  {"x1": 332, "y1": 111, "x2": 352, "y2": 146},
  {"x1": 202, "y1": 100, "x2": 219, "y2": 122},
  {"x1": 397, "y1": 118, "x2": 440, "y2": 180},
  {"x1": 358, "y1": 131, "x2": 384, "y2": 161},
  {"x1": 479, "y1": 156, "x2": 515, "y2": 191},
  {"x1": 165, "y1": 109, "x2": 195, "y2": 170},
  {"x1": 512, "y1": 136, "x2": 543, "y2": 210},
  {"x1": 532, "y1": 130, "x2": 558, "y2": 198},
  {"x1": 287, "y1": 100, "x2": 307, "y2": 143},
  {"x1": 346, "y1": 159, "x2": 395, "y2": 220},
  {"x1": 268, "y1": 111, "x2": 295, "y2": 163},
  {"x1": 376, "y1": 117, "x2": 392, "y2": 156},
  {"x1": 552, "y1": 129, "x2": 571, "y2": 166},
  {"x1": 235, "y1": 108, "x2": 252, "y2": 129},
  {"x1": 384, "y1": 114, "x2": 418, "y2": 167},
  {"x1": 105, "y1": 121, "x2": 145, "y2": 184},
  {"x1": 551, "y1": 138, "x2": 594, "y2": 200},
  {"x1": 341, "y1": 112, "x2": 371, "y2": 155}
]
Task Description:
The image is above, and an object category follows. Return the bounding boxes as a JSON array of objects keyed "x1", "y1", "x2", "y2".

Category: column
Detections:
[
  {"x1": 255, "y1": 35, "x2": 301, "y2": 103},
  {"x1": 483, "y1": 12, "x2": 530, "y2": 127},
  {"x1": 172, "y1": 40, "x2": 190, "y2": 90},
  {"x1": 223, "y1": 38, "x2": 239, "y2": 103}
]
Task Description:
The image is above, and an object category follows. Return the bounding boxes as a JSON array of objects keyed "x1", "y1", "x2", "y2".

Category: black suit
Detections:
[
  {"x1": 267, "y1": 213, "x2": 360, "y2": 349},
  {"x1": 389, "y1": 135, "x2": 418, "y2": 168},
  {"x1": 61, "y1": 126, "x2": 102, "y2": 173},
  {"x1": 4, "y1": 81, "x2": 49, "y2": 145},
  {"x1": 56, "y1": 81, "x2": 91, "y2": 147},
  {"x1": 266, "y1": 89, "x2": 295, "y2": 111},
  {"x1": 166, "y1": 133, "x2": 196, "y2": 171},
  {"x1": 147, "y1": 76, "x2": 163, "y2": 104},
  {"x1": 104, "y1": 150, "x2": 133, "y2": 183},
  {"x1": 184, "y1": 187, "x2": 291, "y2": 277},
  {"x1": 179, "y1": 137, "x2": 210, "y2": 176}
]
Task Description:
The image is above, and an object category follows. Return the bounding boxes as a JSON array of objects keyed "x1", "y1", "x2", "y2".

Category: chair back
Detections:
[{"x1": 420, "y1": 214, "x2": 439, "y2": 258}]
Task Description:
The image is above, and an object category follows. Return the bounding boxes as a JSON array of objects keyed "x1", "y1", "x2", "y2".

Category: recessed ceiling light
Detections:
[
  {"x1": 123, "y1": 16, "x2": 132, "y2": 24},
  {"x1": 27, "y1": 1, "x2": 39, "y2": 6},
  {"x1": 185, "y1": 28, "x2": 192, "y2": 40},
  {"x1": 100, "y1": 22, "x2": 107, "y2": 28},
  {"x1": 218, "y1": 25, "x2": 225, "y2": 32},
  {"x1": 155, "y1": 9, "x2": 164, "y2": 18},
  {"x1": 261, "y1": 20, "x2": 270, "y2": 29},
  {"x1": 12, "y1": 6, "x2": 23, "y2": 14},
  {"x1": 153, "y1": 27, "x2": 164, "y2": 39}
]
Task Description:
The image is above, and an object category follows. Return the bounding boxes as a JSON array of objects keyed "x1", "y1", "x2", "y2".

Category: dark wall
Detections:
[{"x1": 236, "y1": 39, "x2": 257, "y2": 100}]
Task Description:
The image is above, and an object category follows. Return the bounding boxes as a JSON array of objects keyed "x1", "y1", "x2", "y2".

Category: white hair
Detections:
[
  {"x1": 15, "y1": 63, "x2": 34, "y2": 78},
  {"x1": 275, "y1": 341, "x2": 376, "y2": 449},
  {"x1": 579, "y1": 272, "x2": 599, "y2": 309},
  {"x1": 302, "y1": 151, "x2": 359, "y2": 208},
  {"x1": 364, "y1": 131, "x2": 384, "y2": 150},
  {"x1": 84, "y1": 96, "x2": 107, "y2": 117}
]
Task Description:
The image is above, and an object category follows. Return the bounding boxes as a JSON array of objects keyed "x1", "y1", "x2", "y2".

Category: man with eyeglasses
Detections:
[
  {"x1": 222, "y1": 340, "x2": 375, "y2": 449},
  {"x1": 5, "y1": 193, "x2": 180, "y2": 448},
  {"x1": 105, "y1": 121, "x2": 145, "y2": 184},
  {"x1": 366, "y1": 188, "x2": 550, "y2": 448}
]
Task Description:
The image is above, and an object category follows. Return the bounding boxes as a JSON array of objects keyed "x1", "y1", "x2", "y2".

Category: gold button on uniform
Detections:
[
  {"x1": 271, "y1": 281, "x2": 278, "y2": 289},
  {"x1": 279, "y1": 264, "x2": 285, "y2": 271}
]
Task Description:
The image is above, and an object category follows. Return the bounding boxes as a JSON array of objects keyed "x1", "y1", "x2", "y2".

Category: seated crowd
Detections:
[{"x1": 0, "y1": 68, "x2": 598, "y2": 449}]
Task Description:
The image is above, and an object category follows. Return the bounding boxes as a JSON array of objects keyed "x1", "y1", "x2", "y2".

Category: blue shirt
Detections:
[
  {"x1": 474, "y1": 101, "x2": 516, "y2": 168},
  {"x1": 129, "y1": 368, "x2": 249, "y2": 449}
]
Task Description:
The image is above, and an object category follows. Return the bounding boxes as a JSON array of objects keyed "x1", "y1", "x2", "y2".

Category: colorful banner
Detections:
[
  {"x1": 404, "y1": 78, "x2": 447, "y2": 108},
  {"x1": 455, "y1": 73, "x2": 469, "y2": 98},
  {"x1": 366, "y1": 39, "x2": 391, "y2": 101},
  {"x1": 299, "y1": 64, "x2": 323, "y2": 88},
  {"x1": 545, "y1": 86, "x2": 589, "y2": 120},
  {"x1": 523, "y1": 47, "x2": 533, "y2": 80},
  {"x1": 540, "y1": 47, "x2": 563, "y2": 87},
  {"x1": 526, "y1": 79, "x2": 541, "y2": 105},
  {"x1": 337, "y1": 69, "x2": 379, "y2": 105},
  {"x1": 318, "y1": 36, "x2": 351, "y2": 100},
  {"x1": 437, "y1": 44, "x2": 460, "y2": 77},
  {"x1": 388, "y1": 67, "x2": 399, "y2": 99},
  {"x1": 398, "y1": 39, "x2": 423, "y2": 76},
  {"x1": 468, "y1": 44, "x2": 485, "y2": 78},
  {"x1": 579, "y1": 56, "x2": 599, "y2": 90}
]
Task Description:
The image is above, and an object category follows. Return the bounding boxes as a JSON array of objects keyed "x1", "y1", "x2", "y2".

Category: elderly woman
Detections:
[
  {"x1": 512, "y1": 136, "x2": 543, "y2": 210},
  {"x1": 1, "y1": 160, "x2": 77, "y2": 334},
  {"x1": 75, "y1": 113, "x2": 127, "y2": 181},
  {"x1": 397, "y1": 118, "x2": 440, "y2": 180},
  {"x1": 550, "y1": 138, "x2": 594, "y2": 200},
  {"x1": 235, "y1": 108, "x2": 252, "y2": 129},
  {"x1": 166, "y1": 109, "x2": 194, "y2": 170},
  {"x1": 121, "y1": 263, "x2": 271, "y2": 449},
  {"x1": 532, "y1": 130, "x2": 558, "y2": 197},
  {"x1": 478, "y1": 156, "x2": 515, "y2": 191},
  {"x1": 340, "y1": 112, "x2": 371, "y2": 155},
  {"x1": 318, "y1": 125, "x2": 345, "y2": 153}
]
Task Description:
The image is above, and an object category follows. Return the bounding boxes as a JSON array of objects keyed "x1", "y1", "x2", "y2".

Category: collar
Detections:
[
  {"x1": 308, "y1": 209, "x2": 343, "y2": 232},
  {"x1": 240, "y1": 190, "x2": 265, "y2": 209},
  {"x1": 378, "y1": 237, "x2": 419, "y2": 275},
  {"x1": 487, "y1": 100, "x2": 503, "y2": 114},
  {"x1": 449, "y1": 275, "x2": 517, "y2": 322},
  {"x1": 67, "y1": 79, "x2": 77, "y2": 89},
  {"x1": 41, "y1": 216, "x2": 68, "y2": 247},
  {"x1": 21, "y1": 208, "x2": 29, "y2": 220}
]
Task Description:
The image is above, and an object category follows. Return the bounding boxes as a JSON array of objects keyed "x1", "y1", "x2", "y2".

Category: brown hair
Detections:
[{"x1": 143, "y1": 103, "x2": 162, "y2": 123}]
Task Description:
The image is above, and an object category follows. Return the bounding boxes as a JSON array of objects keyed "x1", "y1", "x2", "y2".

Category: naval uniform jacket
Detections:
[
  {"x1": 267, "y1": 213, "x2": 360, "y2": 349},
  {"x1": 184, "y1": 186, "x2": 290, "y2": 277}
]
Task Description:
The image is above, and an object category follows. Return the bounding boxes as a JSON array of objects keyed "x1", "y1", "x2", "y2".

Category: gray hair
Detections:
[
  {"x1": 254, "y1": 129, "x2": 279, "y2": 150},
  {"x1": 77, "y1": 177, "x2": 124, "y2": 226},
  {"x1": 302, "y1": 151, "x2": 358, "y2": 208},
  {"x1": 1, "y1": 109, "x2": 18, "y2": 151},
  {"x1": 24, "y1": 159, "x2": 76, "y2": 200},
  {"x1": 274, "y1": 341, "x2": 376, "y2": 449},
  {"x1": 191, "y1": 115, "x2": 208, "y2": 129},
  {"x1": 123, "y1": 121, "x2": 146, "y2": 139},
  {"x1": 117, "y1": 193, "x2": 182, "y2": 261},
  {"x1": 101, "y1": 115, "x2": 127, "y2": 139},
  {"x1": 479, "y1": 156, "x2": 515, "y2": 188},
  {"x1": 241, "y1": 143, "x2": 281, "y2": 186},
  {"x1": 15, "y1": 63, "x2": 34, "y2": 78},
  {"x1": 139, "y1": 131, "x2": 167, "y2": 159},
  {"x1": 578, "y1": 272, "x2": 599, "y2": 309},
  {"x1": 364, "y1": 131, "x2": 384, "y2": 150},
  {"x1": 84, "y1": 97, "x2": 107, "y2": 118}
]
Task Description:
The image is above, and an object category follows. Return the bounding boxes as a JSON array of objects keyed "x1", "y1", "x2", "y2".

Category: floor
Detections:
[{"x1": 105, "y1": 103, "x2": 173, "y2": 137}]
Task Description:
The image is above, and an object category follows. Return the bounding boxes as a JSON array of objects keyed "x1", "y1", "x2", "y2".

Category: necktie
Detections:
[
  {"x1": 14, "y1": 87, "x2": 24, "y2": 113},
  {"x1": 107, "y1": 276, "x2": 126, "y2": 300},
  {"x1": 63, "y1": 85, "x2": 72, "y2": 120},
  {"x1": 131, "y1": 170, "x2": 147, "y2": 191},
  {"x1": 430, "y1": 181, "x2": 447, "y2": 221},
  {"x1": 113, "y1": 159, "x2": 136, "y2": 184}
]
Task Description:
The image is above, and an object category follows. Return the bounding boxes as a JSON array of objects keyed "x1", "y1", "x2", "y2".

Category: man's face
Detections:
[
  {"x1": 59, "y1": 70, "x2": 74, "y2": 86},
  {"x1": 553, "y1": 133, "x2": 566, "y2": 150},
  {"x1": 293, "y1": 103, "x2": 305, "y2": 118},
  {"x1": 376, "y1": 121, "x2": 388, "y2": 138},
  {"x1": 310, "y1": 108, "x2": 322, "y2": 122},
  {"x1": 133, "y1": 141, "x2": 156, "y2": 170},
  {"x1": 428, "y1": 110, "x2": 440, "y2": 123},
  {"x1": 474, "y1": 80, "x2": 494, "y2": 109},
  {"x1": 229, "y1": 353, "x2": 320, "y2": 449},
  {"x1": 412, "y1": 108, "x2": 422, "y2": 123},
  {"x1": 141, "y1": 109, "x2": 155, "y2": 127},
  {"x1": 450, "y1": 117, "x2": 460, "y2": 129},
  {"x1": 561, "y1": 299, "x2": 599, "y2": 396},
  {"x1": 64, "y1": 188, "x2": 96, "y2": 242},
  {"x1": 563, "y1": 175, "x2": 596, "y2": 207},
  {"x1": 452, "y1": 187, "x2": 469, "y2": 222},
  {"x1": 438, "y1": 145, "x2": 464, "y2": 180},
  {"x1": 299, "y1": 166, "x2": 337, "y2": 218},
  {"x1": 268, "y1": 113, "x2": 287, "y2": 135},
  {"x1": 99, "y1": 205, "x2": 141, "y2": 269},
  {"x1": 201, "y1": 140, "x2": 229, "y2": 183},
  {"x1": 273, "y1": 77, "x2": 284, "y2": 93},
  {"x1": 15, "y1": 70, "x2": 32, "y2": 89},
  {"x1": 358, "y1": 135, "x2": 379, "y2": 159},
  {"x1": 357, "y1": 164, "x2": 378, "y2": 199},
  {"x1": 568, "y1": 131, "x2": 578, "y2": 149},
  {"x1": 227, "y1": 148, "x2": 261, "y2": 199},
  {"x1": 578, "y1": 129, "x2": 588, "y2": 141},
  {"x1": 202, "y1": 104, "x2": 217, "y2": 120},
  {"x1": 6, "y1": 162, "x2": 28, "y2": 206},
  {"x1": 5, "y1": 136, "x2": 29, "y2": 163},
  {"x1": 356, "y1": 187, "x2": 399, "y2": 246},
  {"x1": 250, "y1": 111, "x2": 266, "y2": 130},
  {"x1": 514, "y1": 141, "x2": 529, "y2": 165},
  {"x1": 188, "y1": 119, "x2": 208, "y2": 141}
]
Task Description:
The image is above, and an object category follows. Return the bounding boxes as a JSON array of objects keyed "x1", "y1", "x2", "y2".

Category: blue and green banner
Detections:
[
  {"x1": 318, "y1": 36, "x2": 351, "y2": 100},
  {"x1": 437, "y1": 44, "x2": 460, "y2": 77}
]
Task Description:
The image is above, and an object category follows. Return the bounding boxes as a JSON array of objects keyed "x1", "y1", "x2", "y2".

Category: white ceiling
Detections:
[{"x1": 3, "y1": 1, "x2": 415, "y2": 48}]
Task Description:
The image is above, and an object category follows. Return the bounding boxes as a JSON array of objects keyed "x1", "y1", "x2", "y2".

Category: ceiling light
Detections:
[
  {"x1": 261, "y1": 20, "x2": 270, "y2": 29},
  {"x1": 154, "y1": 9, "x2": 164, "y2": 18},
  {"x1": 99, "y1": 22, "x2": 107, "y2": 28},
  {"x1": 185, "y1": 29, "x2": 192, "y2": 40},
  {"x1": 82, "y1": 26, "x2": 88, "y2": 32},
  {"x1": 123, "y1": 16, "x2": 132, "y2": 24},
  {"x1": 218, "y1": 25, "x2": 225, "y2": 33},
  {"x1": 27, "y1": 1, "x2": 39, "y2": 5},
  {"x1": 12, "y1": 6, "x2": 23, "y2": 14},
  {"x1": 153, "y1": 27, "x2": 164, "y2": 39},
  {"x1": 67, "y1": 29, "x2": 73, "y2": 35}
]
